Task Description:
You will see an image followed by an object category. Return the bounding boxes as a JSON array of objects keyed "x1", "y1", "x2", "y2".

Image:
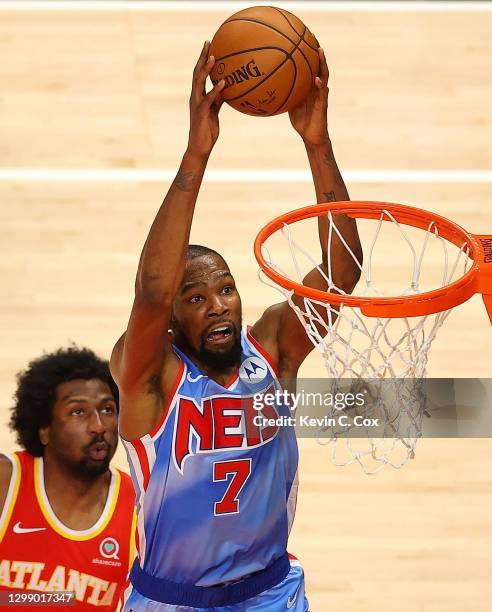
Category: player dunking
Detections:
[
  {"x1": 0, "y1": 347, "x2": 136, "y2": 610},
  {"x1": 111, "y1": 42, "x2": 361, "y2": 611}
]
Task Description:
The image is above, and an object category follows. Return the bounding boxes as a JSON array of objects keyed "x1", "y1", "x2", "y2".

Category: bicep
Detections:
[
  {"x1": 111, "y1": 297, "x2": 174, "y2": 392},
  {"x1": 251, "y1": 300, "x2": 314, "y2": 377},
  {"x1": 111, "y1": 298, "x2": 180, "y2": 440}
]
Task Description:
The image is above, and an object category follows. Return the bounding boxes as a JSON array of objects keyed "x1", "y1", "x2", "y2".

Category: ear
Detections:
[
  {"x1": 169, "y1": 307, "x2": 178, "y2": 336},
  {"x1": 39, "y1": 426, "x2": 50, "y2": 447}
]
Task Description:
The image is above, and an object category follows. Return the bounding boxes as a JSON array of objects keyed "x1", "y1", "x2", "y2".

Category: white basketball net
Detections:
[{"x1": 259, "y1": 209, "x2": 471, "y2": 474}]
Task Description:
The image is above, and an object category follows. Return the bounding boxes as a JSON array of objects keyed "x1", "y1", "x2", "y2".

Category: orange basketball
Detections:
[{"x1": 209, "y1": 6, "x2": 320, "y2": 117}]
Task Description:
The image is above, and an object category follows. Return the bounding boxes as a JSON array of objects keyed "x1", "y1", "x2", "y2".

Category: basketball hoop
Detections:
[{"x1": 254, "y1": 201, "x2": 492, "y2": 473}]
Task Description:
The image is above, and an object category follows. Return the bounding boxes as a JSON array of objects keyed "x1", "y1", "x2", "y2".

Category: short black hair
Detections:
[
  {"x1": 186, "y1": 244, "x2": 226, "y2": 263},
  {"x1": 9, "y1": 346, "x2": 119, "y2": 457}
]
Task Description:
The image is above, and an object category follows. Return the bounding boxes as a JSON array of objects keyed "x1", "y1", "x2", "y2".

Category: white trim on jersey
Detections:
[
  {"x1": 120, "y1": 359, "x2": 187, "y2": 566},
  {"x1": 142, "y1": 437, "x2": 157, "y2": 473},
  {"x1": 122, "y1": 580, "x2": 134, "y2": 610},
  {"x1": 243, "y1": 326, "x2": 280, "y2": 384},
  {"x1": 36, "y1": 457, "x2": 118, "y2": 537},
  {"x1": 287, "y1": 469, "x2": 299, "y2": 536},
  {"x1": 244, "y1": 328, "x2": 300, "y2": 537},
  {"x1": 122, "y1": 442, "x2": 145, "y2": 503},
  {"x1": 121, "y1": 441, "x2": 148, "y2": 564}
]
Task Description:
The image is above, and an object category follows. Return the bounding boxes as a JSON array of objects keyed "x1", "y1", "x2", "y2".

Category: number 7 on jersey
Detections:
[{"x1": 213, "y1": 458, "x2": 252, "y2": 515}]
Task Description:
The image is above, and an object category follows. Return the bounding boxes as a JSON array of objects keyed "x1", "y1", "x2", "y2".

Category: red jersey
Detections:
[{"x1": 0, "y1": 451, "x2": 136, "y2": 610}]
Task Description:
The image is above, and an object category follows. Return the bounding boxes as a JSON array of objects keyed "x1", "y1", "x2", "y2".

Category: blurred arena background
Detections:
[{"x1": 1, "y1": 1, "x2": 491, "y2": 609}]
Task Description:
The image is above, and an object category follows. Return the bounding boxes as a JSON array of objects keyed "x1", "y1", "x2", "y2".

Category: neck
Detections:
[
  {"x1": 41, "y1": 452, "x2": 111, "y2": 529},
  {"x1": 196, "y1": 361, "x2": 239, "y2": 387},
  {"x1": 175, "y1": 337, "x2": 242, "y2": 386}
]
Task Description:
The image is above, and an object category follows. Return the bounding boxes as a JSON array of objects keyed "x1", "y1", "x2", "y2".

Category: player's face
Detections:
[
  {"x1": 172, "y1": 254, "x2": 243, "y2": 370},
  {"x1": 41, "y1": 379, "x2": 118, "y2": 477}
]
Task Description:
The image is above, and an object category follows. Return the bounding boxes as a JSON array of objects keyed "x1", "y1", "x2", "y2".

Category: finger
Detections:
[
  {"x1": 192, "y1": 41, "x2": 212, "y2": 95},
  {"x1": 204, "y1": 79, "x2": 225, "y2": 107},
  {"x1": 317, "y1": 47, "x2": 329, "y2": 86},
  {"x1": 193, "y1": 55, "x2": 216, "y2": 98},
  {"x1": 193, "y1": 40, "x2": 210, "y2": 78}
]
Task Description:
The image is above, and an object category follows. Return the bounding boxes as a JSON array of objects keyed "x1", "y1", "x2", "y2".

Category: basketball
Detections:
[{"x1": 209, "y1": 6, "x2": 320, "y2": 117}]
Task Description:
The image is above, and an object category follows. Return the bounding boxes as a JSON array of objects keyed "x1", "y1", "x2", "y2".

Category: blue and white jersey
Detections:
[{"x1": 122, "y1": 326, "x2": 299, "y2": 588}]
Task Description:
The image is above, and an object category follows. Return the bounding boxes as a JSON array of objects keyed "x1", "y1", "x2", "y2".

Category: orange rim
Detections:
[{"x1": 254, "y1": 201, "x2": 492, "y2": 319}]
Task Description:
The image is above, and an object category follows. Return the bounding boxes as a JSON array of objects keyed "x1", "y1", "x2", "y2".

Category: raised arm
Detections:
[
  {"x1": 110, "y1": 42, "x2": 225, "y2": 440},
  {"x1": 251, "y1": 48, "x2": 362, "y2": 377}
]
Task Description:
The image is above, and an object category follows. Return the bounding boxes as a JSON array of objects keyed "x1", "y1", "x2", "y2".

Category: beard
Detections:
[
  {"x1": 77, "y1": 456, "x2": 111, "y2": 477},
  {"x1": 52, "y1": 453, "x2": 111, "y2": 480},
  {"x1": 197, "y1": 327, "x2": 243, "y2": 370},
  {"x1": 46, "y1": 433, "x2": 115, "y2": 481},
  {"x1": 173, "y1": 319, "x2": 243, "y2": 371},
  {"x1": 76, "y1": 435, "x2": 114, "y2": 478}
]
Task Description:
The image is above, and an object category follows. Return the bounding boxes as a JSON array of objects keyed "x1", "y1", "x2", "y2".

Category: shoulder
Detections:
[
  {"x1": 109, "y1": 332, "x2": 125, "y2": 383},
  {"x1": 0, "y1": 453, "x2": 13, "y2": 476},
  {"x1": 0, "y1": 453, "x2": 15, "y2": 481},
  {"x1": 249, "y1": 303, "x2": 285, "y2": 366},
  {"x1": 0, "y1": 454, "x2": 14, "y2": 512},
  {"x1": 244, "y1": 323, "x2": 282, "y2": 381}
]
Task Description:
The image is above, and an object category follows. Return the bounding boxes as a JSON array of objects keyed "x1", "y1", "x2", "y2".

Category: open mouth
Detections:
[
  {"x1": 206, "y1": 324, "x2": 234, "y2": 345},
  {"x1": 88, "y1": 442, "x2": 109, "y2": 461}
]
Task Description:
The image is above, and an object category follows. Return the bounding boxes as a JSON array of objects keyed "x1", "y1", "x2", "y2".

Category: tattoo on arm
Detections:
[
  {"x1": 323, "y1": 190, "x2": 336, "y2": 202},
  {"x1": 173, "y1": 171, "x2": 196, "y2": 192},
  {"x1": 323, "y1": 151, "x2": 335, "y2": 166},
  {"x1": 322, "y1": 147, "x2": 347, "y2": 199}
]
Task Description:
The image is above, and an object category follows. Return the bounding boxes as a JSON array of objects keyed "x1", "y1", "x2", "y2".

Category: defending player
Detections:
[
  {"x1": 0, "y1": 347, "x2": 136, "y2": 610},
  {"x1": 111, "y1": 42, "x2": 361, "y2": 611}
]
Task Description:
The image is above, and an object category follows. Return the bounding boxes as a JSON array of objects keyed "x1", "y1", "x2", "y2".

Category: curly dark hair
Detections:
[{"x1": 9, "y1": 346, "x2": 119, "y2": 457}]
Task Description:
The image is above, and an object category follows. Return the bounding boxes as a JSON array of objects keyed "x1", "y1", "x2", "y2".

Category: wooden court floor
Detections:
[{"x1": 1, "y1": 3, "x2": 491, "y2": 610}]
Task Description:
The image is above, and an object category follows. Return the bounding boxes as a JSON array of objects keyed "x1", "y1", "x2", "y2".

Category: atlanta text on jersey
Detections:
[{"x1": 0, "y1": 560, "x2": 119, "y2": 607}]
